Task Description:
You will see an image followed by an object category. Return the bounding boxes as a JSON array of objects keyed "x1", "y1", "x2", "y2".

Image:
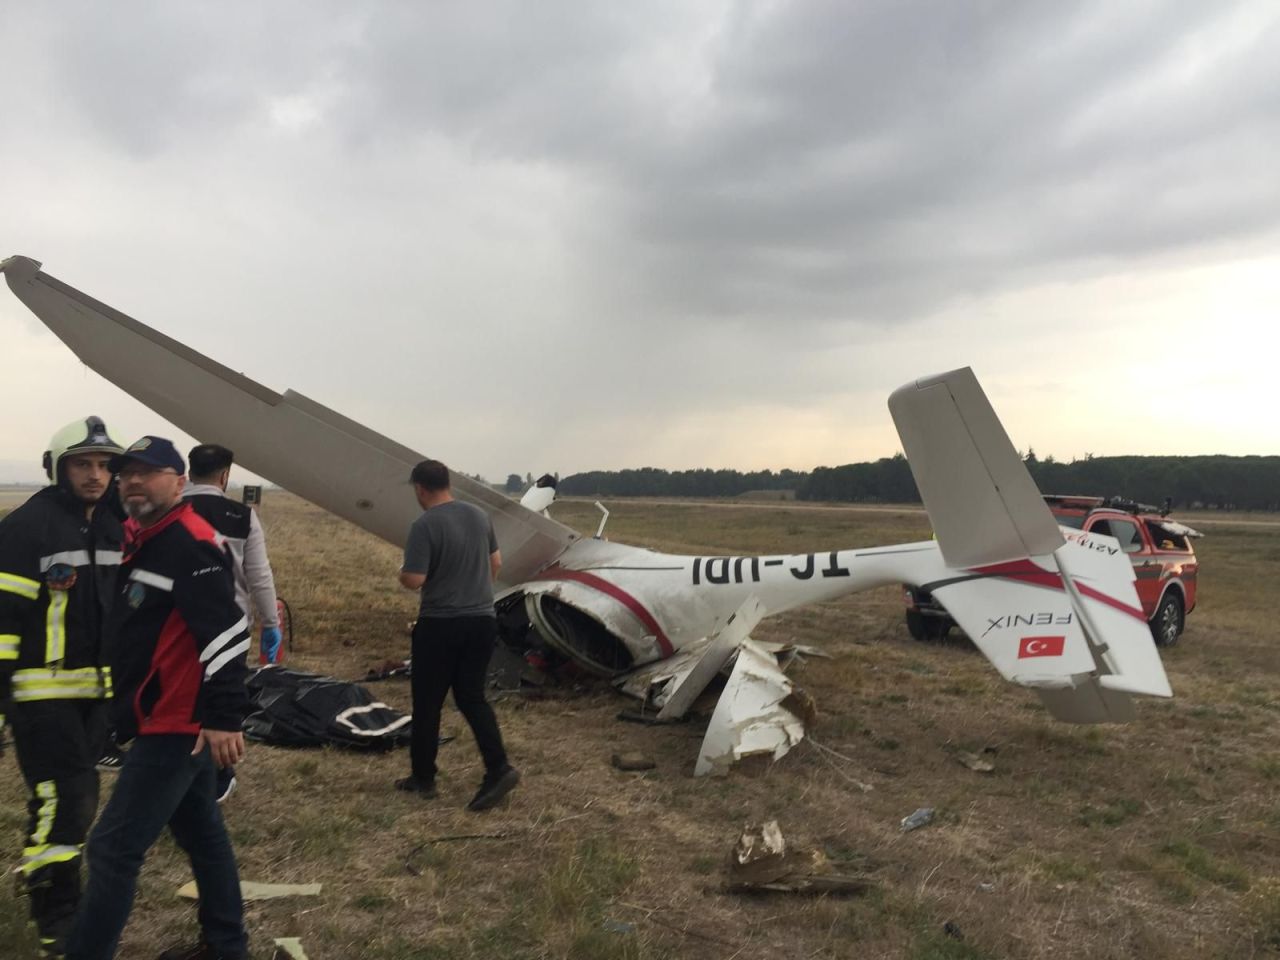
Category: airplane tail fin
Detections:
[{"x1": 889, "y1": 368, "x2": 1172, "y2": 723}]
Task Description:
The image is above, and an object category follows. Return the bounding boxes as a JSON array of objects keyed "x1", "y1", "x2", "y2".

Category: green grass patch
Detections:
[
  {"x1": 689, "y1": 854, "x2": 719, "y2": 875},
  {"x1": 1159, "y1": 839, "x2": 1250, "y2": 892},
  {"x1": 466, "y1": 836, "x2": 646, "y2": 960},
  {"x1": 1077, "y1": 797, "x2": 1143, "y2": 828},
  {"x1": 1243, "y1": 879, "x2": 1280, "y2": 954},
  {"x1": 1039, "y1": 856, "x2": 1094, "y2": 884},
  {"x1": 352, "y1": 892, "x2": 394, "y2": 911},
  {"x1": 1255, "y1": 756, "x2": 1280, "y2": 780}
]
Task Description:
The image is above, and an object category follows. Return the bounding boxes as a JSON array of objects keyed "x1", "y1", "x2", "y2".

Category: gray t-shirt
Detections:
[{"x1": 403, "y1": 500, "x2": 499, "y2": 618}]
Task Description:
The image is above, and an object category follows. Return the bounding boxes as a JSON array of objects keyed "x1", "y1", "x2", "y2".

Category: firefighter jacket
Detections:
[
  {"x1": 109, "y1": 501, "x2": 251, "y2": 742},
  {"x1": 0, "y1": 486, "x2": 122, "y2": 710}
]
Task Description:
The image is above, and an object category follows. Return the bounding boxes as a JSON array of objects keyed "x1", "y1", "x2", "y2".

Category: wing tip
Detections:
[{"x1": 0, "y1": 255, "x2": 42, "y2": 280}]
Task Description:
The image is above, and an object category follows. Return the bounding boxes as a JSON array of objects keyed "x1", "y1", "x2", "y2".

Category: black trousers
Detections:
[
  {"x1": 10, "y1": 698, "x2": 108, "y2": 946},
  {"x1": 410, "y1": 615, "x2": 508, "y2": 782}
]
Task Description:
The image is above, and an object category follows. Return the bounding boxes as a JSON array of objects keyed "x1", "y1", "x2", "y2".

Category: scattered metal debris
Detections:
[
  {"x1": 177, "y1": 881, "x2": 321, "y2": 901},
  {"x1": 900, "y1": 808, "x2": 935, "y2": 832},
  {"x1": 726, "y1": 821, "x2": 873, "y2": 895},
  {"x1": 696, "y1": 638, "x2": 815, "y2": 776},
  {"x1": 271, "y1": 938, "x2": 309, "y2": 960},
  {"x1": 612, "y1": 598, "x2": 821, "y2": 776},
  {"x1": 612, "y1": 597, "x2": 764, "y2": 711},
  {"x1": 956, "y1": 750, "x2": 995, "y2": 773},
  {"x1": 657, "y1": 598, "x2": 764, "y2": 720},
  {"x1": 602, "y1": 919, "x2": 637, "y2": 934},
  {"x1": 611, "y1": 751, "x2": 656, "y2": 771}
]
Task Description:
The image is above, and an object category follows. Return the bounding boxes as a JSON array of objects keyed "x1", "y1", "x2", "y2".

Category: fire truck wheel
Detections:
[{"x1": 1151, "y1": 592, "x2": 1184, "y2": 647}]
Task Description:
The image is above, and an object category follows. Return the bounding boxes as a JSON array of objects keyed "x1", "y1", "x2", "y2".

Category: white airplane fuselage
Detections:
[{"x1": 505, "y1": 536, "x2": 946, "y2": 674}]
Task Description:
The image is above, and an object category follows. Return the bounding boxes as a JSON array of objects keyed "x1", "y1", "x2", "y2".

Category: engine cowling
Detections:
[{"x1": 496, "y1": 580, "x2": 661, "y2": 677}]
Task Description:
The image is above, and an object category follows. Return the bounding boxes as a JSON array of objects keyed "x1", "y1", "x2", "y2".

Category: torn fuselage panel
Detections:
[{"x1": 695, "y1": 637, "x2": 813, "y2": 776}]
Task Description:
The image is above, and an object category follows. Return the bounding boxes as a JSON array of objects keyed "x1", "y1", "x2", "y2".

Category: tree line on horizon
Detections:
[{"x1": 557, "y1": 453, "x2": 1280, "y2": 511}]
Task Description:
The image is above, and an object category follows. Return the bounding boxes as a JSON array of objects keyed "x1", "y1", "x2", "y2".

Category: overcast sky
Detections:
[{"x1": 2, "y1": 1, "x2": 1277, "y2": 485}]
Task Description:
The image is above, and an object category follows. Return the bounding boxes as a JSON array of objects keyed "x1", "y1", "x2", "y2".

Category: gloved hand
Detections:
[{"x1": 260, "y1": 625, "x2": 283, "y2": 664}]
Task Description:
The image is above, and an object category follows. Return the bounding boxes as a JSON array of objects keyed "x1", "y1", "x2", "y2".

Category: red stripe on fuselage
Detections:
[
  {"x1": 969, "y1": 560, "x2": 1147, "y2": 623},
  {"x1": 971, "y1": 559, "x2": 1064, "y2": 590},
  {"x1": 529, "y1": 567, "x2": 675, "y2": 658}
]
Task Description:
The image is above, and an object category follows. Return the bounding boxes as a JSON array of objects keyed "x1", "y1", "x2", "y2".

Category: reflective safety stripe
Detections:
[
  {"x1": 95, "y1": 549, "x2": 123, "y2": 566},
  {"x1": 39, "y1": 550, "x2": 91, "y2": 572},
  {"x1": 45, "y1": 589, "x2": 68, "y2": 663},
  {"x1": 20, "y1": 844, "x2": 82, "y2": 875},
  {"x1": 11, "y1": 667, "x2": 110, "y2": 701},
  {"x1": 30, "y1": 780, "x2": 56, "y2": 847},
  {"x1": 0, "y1": 571, "x2": 40, "y2": 600},
  {"x1": 0, "y1": 634, "x2": 18, "y2": 660},
  {"x1": 129, "y1": 568, "x2": 174, "y2": 591}
]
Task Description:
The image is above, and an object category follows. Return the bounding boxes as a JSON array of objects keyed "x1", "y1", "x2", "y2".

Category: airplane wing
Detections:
[{"x1": 1, "y1": 255, "x2": 580, "y2": 585}]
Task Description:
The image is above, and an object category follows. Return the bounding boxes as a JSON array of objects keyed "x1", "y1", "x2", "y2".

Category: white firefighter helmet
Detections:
[{"x1": 42, "y1": 416, "x2": 125, "y2": 481}]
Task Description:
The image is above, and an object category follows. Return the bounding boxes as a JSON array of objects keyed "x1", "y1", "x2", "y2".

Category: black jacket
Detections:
[
  {"x1": 0, "y1": 486, "x2": 122, "y2": 709},
  {"x1": 108, "y1": 501, "x2": 250, "y2": 741}
]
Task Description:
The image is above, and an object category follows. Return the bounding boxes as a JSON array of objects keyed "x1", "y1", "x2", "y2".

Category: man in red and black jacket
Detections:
[{"x1": 65, "y1": 437, "x2": 251, "y2": 960}]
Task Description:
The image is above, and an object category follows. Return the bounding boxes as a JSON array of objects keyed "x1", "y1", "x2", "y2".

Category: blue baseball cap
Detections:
[{"x1": 109, "y1": 436, "x2": 186, "y2": 475}]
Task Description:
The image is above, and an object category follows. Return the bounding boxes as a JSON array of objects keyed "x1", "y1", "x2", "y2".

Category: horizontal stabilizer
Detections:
[
  {"x1": 888, "y1": 368, "x2": 1063, "y2": 569},
  {"x1": 1052, "y1": 530, "x2": 1172, "y2": 699},
  {"x1": 917, "y1": 530, "x2": 1170, "y2": 724},
  {"x1": 1, "y1": 255, "x2": 579, "y2": 585}
]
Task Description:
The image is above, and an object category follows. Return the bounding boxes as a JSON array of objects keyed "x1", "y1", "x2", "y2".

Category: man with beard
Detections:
[
  {"x1": 0, "y1": 416, "x2": 125, "y2": 959},
  {"x1": 64, "y1": 437, "x2": 252, "y2": 960}
]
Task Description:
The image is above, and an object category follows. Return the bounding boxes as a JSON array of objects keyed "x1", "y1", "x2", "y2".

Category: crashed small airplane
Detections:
[{"x1": 1, "y1": 256, "x2": 1173, "y2": 775}]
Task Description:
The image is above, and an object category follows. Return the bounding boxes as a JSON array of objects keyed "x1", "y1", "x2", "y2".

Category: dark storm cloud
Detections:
[
  {"x1": 292, "y1": 0, "x2": 1280, "y2": 327},
  {"x1": 615, "y1": 0, "x2": 1280, "y2": 323},
  {"x1": 3, "y1": 1, "x2": 1277, "y2": 476},
  {"x1": 17, "y1": 1, "x2": 1280, "y2": 330}
]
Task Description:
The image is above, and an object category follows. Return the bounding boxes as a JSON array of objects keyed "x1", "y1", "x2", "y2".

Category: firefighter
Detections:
[{"x1": 0, "y1": 417, "x2": 125, "y2": 958}]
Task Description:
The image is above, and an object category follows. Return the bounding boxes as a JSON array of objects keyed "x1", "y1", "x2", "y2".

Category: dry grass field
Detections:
[{"x1": 2, "y1": 491, "x2": 1278, "y2": 959}]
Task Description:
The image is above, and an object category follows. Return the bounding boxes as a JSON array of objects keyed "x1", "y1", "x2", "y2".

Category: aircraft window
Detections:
[
  {"x1": 1055, "y1": 515, "x2": 1086, "y2": 529},
  {"x1": 1090, "y1": 518, "x2": 1144, "y2": 553}
]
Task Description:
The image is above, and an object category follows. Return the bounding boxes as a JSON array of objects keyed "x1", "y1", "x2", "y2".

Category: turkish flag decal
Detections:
[{"x1": 1018, "y1": 635, "x2": 1066, "y2": 658}]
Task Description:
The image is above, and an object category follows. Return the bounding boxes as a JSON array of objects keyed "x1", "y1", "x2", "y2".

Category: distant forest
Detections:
[{"x1": 559, "y1": 454, "x2": 1280, "y2": 511}]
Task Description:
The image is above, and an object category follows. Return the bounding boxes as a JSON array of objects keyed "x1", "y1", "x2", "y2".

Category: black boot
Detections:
[{"x1": 24, "y1": 860, "x2": 80, "y2": 959}]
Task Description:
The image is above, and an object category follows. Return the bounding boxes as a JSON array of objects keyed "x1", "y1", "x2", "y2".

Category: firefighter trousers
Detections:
[{"x1": 9, "y1": 698, "x2": 108, "y2": 951}]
